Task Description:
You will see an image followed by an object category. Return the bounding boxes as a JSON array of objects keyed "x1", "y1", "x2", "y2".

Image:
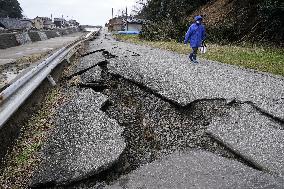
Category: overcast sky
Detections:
[{"x1": 18, "y1": 0, "x2": 137, "y2": 25}]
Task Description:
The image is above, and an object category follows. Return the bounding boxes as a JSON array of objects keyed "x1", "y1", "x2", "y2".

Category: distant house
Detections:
[
  {"x1": 43, "y1": 19, "x2": 55, "y2": 29},
  {"x1": 0, "y1": 18, "x2": 32, "y2": 30},
  {"x1": 108, "y1": 17, "x2": 124, "y2": 32},
  {"x1": 108, "y1": 17, "x2": 144, "y2": 32},
  {"x1": 126, "y1": 18, "x2": 144, "y2": 32},
  {"x1": 32, "y1": 17, "x2": 44, "y2": 30},
  {"x1": 20, "y1": 19, "x2": 34, "y2": 30},
  {"x1": 54, "y1": 18, "x2": 66, "y2": 28},
  {"x1": 32, "y1": 17, "x2": 55, "y2": 30},
  {"x1": 68, "y1": 19, "x2": 79, "y2": 27}
]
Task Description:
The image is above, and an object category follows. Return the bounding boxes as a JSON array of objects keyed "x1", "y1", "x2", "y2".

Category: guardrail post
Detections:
[{"x1": 47, "y1": 75, "x2": 57, "y2": 86}]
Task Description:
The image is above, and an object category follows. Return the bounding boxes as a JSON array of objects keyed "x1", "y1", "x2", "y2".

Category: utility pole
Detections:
[
  {"x1": 112, "y1": 8, "x2": 114, "y2": 19},
  {"x1": 126, "y1": 6, "x2": 128, "y2": 31}
]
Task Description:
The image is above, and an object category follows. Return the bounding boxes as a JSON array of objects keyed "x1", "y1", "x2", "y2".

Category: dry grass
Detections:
[
  {"x1": 190, "y1": 0, "x2": 235, "y2": 26},
  {"x1": 115, "y1": 35, "x2": 284, "y2": 76},
  {"x1": 15, "y1": 51, "x2": 52, "y2": 65},
  {"x1": 0, "y1": 87, "x2": 64, "y2": 189}
]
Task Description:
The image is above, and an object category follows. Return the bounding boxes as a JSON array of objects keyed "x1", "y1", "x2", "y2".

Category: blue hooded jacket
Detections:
[{"x1": 184, "y1": 16, "x2": 206, "y2": 48}]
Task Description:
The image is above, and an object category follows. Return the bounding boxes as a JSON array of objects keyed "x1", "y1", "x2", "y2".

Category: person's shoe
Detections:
[
  {"x1": 189, "y1": 55, "x2": 194, "y2": 62},
  {"x1": 193, "y1": 60, "x2": 199, "y2": 64}
]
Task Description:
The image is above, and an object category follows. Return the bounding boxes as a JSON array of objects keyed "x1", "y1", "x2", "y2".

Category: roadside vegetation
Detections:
[
  {"x1": 0, "y1": 87, "x2": 63, "y2": 188},
  {"x1": 0, "y1": 0, "x2": 23, "y2": 18},
  {"x1": 136, "y1": 0, "x2": 283, "y2": 46},
  {"x1": 115, "y1": 34, "x2": 284, "y2": 76}
]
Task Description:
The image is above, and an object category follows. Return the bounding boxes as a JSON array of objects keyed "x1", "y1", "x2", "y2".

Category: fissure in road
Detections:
[{"x1": 64, "y1": 54, "x2": 262, "y2": 188}]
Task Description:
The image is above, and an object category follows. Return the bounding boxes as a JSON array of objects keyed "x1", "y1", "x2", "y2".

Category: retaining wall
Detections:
[
  {"x1": 57, "y1": 29, "x2": 69, "y2": 36},
  {"x1": 44, "y1": 30, "x2": 61, "y2": 39},
  {"x1": 29, "y1": 31, "x2": 41, "y2": 42},
  {"x1": 15, "y1": 32, "x2": 32, "y2": 45},
  {"x1": 0, "y1": 33, "x2": 18, "y2": 49},
  {"x1": 28, "y1": 31, "x2": 49, "y2": 42},
  {"x1": 39, "y1": 31, "x2": 48, "y2": 41},
  {"x1": 0, "y1": 27, "x2": 81, "y2": 49}
]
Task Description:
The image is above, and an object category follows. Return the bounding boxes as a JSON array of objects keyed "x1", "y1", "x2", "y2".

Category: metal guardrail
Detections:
[{"x1": 0, "y1": 31, "x2": 99, "y2": 129}]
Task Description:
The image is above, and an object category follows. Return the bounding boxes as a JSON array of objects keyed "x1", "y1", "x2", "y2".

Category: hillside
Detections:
[
  {"x1": 139, "y1": 0, "x2": 284, "y2": 46},
  {"x1": 190, "y1": 0, "x2": 283, "y2": 45}
]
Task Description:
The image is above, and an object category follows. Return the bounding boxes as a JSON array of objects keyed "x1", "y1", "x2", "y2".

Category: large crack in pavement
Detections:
[
  {"x1": 80, "y1": 49, "x2": 106, "y2": 57},
  {"x1": 65, "y1": 60, "x2": 108, "y2": 80},
  {"x1": 106, "y1": 40, "x2": 284, "y2": 121},
  {"x1": 31, "y1": 36, "x2": 284, "y2": 188},
  {"x1": 98, "y1": 71, "x2": 246, "y2": 165},
  {"x1": 62, "y1": 56, "x2": 268, "y2": 188}
]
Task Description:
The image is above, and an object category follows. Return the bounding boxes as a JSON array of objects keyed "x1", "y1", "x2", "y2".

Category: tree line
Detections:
[
  {"x1": 135, "y1": 0, "x2": 284, "y2": 46},
  {"x1": 0, "y1": 0, "x2": 23, "y2": 18}
]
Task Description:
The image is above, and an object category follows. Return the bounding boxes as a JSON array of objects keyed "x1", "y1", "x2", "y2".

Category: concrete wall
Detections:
[
  {"x1": 28, "y1": 31, "x2": 42, "y2": 42},
  {"x1": 0, "y1": 33, "x2": 18, "y2": 49},
  {"x1": 57, "y1": 29, "x2": 69, "y2": 35},
  {"x1": 38, "y1": 31, "x2": 48, "y2": 41},
  {"x1": 15, "y1": 32, "x2": 32, "y2": 45},
  {"x1": 0, "y1": 27, "x2": 81, "y2": 49},
  {"x1": 28, "y1": 31, "x2": 48, "y2": 42},
  {"x1": 44, "y1": 30, "x2": 61, "y2": 39}
]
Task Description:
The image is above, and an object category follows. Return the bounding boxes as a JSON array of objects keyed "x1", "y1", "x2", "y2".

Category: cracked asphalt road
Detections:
[
  {"x1": 89, "y1": 35, "x2": 284, "y2": 120},
  {"x1": 29, "y1": 30, "x2": 284, "y2": 188}
]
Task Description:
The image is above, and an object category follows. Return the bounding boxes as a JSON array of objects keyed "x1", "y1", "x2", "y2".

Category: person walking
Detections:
[{"x1": 184, "y1": 15, "x2": 206, "y2": 64}]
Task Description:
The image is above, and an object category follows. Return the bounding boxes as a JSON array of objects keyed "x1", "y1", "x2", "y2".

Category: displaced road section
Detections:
[
  {"x1": 105, "y1": 41, "x2": 284, "y2": 120},
  {"x1": 208, "y1": 103, "x2": 284, "y2": 176},
  {"x1": 31, "y1": 89, "x2": 125, "y2": 187},
  {"x1": 107, "y1": 150, "x2": 283, "y2": 189}
]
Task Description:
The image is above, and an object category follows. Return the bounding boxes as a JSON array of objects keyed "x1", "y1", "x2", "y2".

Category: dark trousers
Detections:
[{"x1": 189, "y1": 47, "x2": 198, "y2": 61}]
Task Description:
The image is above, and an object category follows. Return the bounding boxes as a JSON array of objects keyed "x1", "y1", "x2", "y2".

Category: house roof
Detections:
[
  {"x1": 43, "y1": 20, "x2": 53, "y2": 25},
  {"x1": 127, "y1": 18, "x2": 144, "y2": 24},
  {"x1": 54, "y1": 18, "x2": 66, "y2": 22},
  {"x1": 36, "y1": 17, "x2": 51, "y2": 20},
  {"x1": 21, "y1": 19, "x2": 33, "y2": 23}
]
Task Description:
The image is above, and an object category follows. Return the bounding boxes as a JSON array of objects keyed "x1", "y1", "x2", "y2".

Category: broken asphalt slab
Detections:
[
  {"x1": 66, "y1": 60, "x2": 107, "y2": 80},
  {"x1": 80, "y1": 66, "x2": 103, "y2": 83},
  {"x1": 107, "y1": 150, "x2": 284, "y2": 189},
  {"x1": 31, "y1": 88, "x2": 125, "y2": 187},
  {"x1": 98, "y1": 39, "x2": 284, "y2": 120},
  {"x1": 207, "y1": 103, "x2": 284, "y2": 176},
  {"x1": 75, "y1": 52, "x2": 106, "y2": 72}
]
